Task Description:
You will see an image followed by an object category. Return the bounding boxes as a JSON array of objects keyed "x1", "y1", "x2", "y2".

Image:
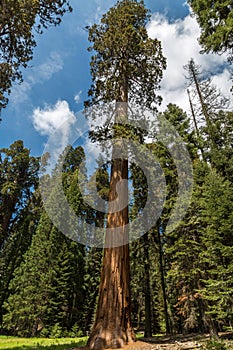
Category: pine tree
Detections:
[
  {"x1": 85, "y1": 1, "x2": 166, "y2": 348},
  {"x1": 3, "y1": 145, "x2": 87, "y2": 336},
  {"x1": 83, "y1": 247, "x2": 103, "y2": 334},
  {"x1": 3, "y1": 212, "x2": 57, "y2": 336},
  {"x1": 165, "y1": 161, "x2": 205, "y2": 334},
  {"x1": 0, "y1": 141, "x2": 40, "y2": 325},
  {"x1": 184, "y1": 59, "x2": 233, "y2": 180},
  {"x1": 0, "y1": 140, "x2": 39, "y2": 247},
  {"x1": 162, "y1": 99, "x2": 233, "y2": 335},
  {"x1": 149, "y1": 104, "x2": 197, "y2": 335},
  {"x1": 199, "y1": 170, "x2": 233, "y2": 330},
  {"x1": 184, "y1": 58, "x2": 230, "y2": 162},
  {"x1": 130, "y1": 158, "x2": 164, "y2": 336},
  {"x1": 0, "y1": 193, "x2": 41, "y2": 326},
  {"x1": 3, "y1": 211, "x2": 85, "y2": 336}
]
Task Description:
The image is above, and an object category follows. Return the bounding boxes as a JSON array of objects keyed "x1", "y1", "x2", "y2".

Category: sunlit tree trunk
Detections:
[{"x1": 87, "y1": 83, "x2": 136, "y2": 349}]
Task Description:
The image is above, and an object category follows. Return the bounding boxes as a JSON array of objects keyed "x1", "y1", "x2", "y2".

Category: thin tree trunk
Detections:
[
  {"x1": 87, "y1": 83, "x2": 136, "y2": 349},
  {"x1": 143, "y1": 233, "x2": 152, "y2": 338},
  {"x1": 189, "y1": 62, "x2": 215, "y2": 150},
  {"x1": 187, "y1": 89, "x2": 205, "y2": 161},
  {"x1": 196, "y1": 279, "x2": 218, "y2": 339},
  {"x1": 152, "y1": 225, "x2": 170, "y2": 334}
]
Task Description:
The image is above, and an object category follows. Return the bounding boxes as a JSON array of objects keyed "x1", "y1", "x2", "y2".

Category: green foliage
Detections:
[
  {"x1": 0, "y1": 140, "x2": 39, "y2": 246},
  {"x1": 202, "y1": 339, "x2": 228, "y2": 350},
  {"x1": 3, "y1": 211, "x2": 85, "y2": 337},
  {"x1": 165, "y1": 157, "x2": 233, "y2": 334},
  {"x1": 66, "y1": 323, "x2": 83, "y2": 338},
  {"x1": 199, "y1": 170, "x2": 233, "y2": 324},
  {"x1": 130, "y1": 233, "x2": 165, "y2": 334},
  {"x1": 184, "y1": 58, "x2": 231, "y2": 166},
  {"x1": 82, "y1": 247, "x2": 102, "y2": 332},
  {"x1": 2, "y1": 146, "x2": 87, "y2": 337},
  {"x1": 0, "y1": 0, "x2": 72, "y2": 110},
  {"x1": 49, "y1": 323, "x2": 64, "y2": 338},
  {"x1": 0, "y1": 141, "x2": 40, "y2": 325},
  {"x1": 85, "y1": 0, "x2": 166, "y2": 108},
  {"x1": 188, "y1": 0, "x2": 233, "y2": 62}
]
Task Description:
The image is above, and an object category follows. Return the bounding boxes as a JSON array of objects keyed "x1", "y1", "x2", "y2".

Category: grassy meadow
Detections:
[{"x1": 0, "y1": 335, "x2": 88, "y2": 350}]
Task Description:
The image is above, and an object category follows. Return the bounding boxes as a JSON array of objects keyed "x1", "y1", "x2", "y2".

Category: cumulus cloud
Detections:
[
  {"x1": 32, "y1": 100, "x2": 78, "y2": 169},
  {"x1": 147, "y1": 13, "x2": 232, "y2": 112},
  {"x1": 32, "y1": 100, "x2": 76, "y2": 136},
  {"x1": 11, "y1": 52, "x2": 64, "y2": 105}
]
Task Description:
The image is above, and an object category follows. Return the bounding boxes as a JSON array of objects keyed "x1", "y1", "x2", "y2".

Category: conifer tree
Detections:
[
  {"x1": 200, "y1": 170, "x2": 233, "y2": 330},
  {"x1": 130, "y1": 159, "x2": 164, "y2": 336},
  {"x1": 0, "y1": 141, "x2": 40, "y2": 325},
  {"x1": 188, "y1": 0, "x2": 233, "y2": 62},
  {"x1": 184, "y1": 58, "x2": 229, "y2": 160},
  {"x1": 0, "y1": 140, "x2": 39, "y2": 248},
  {"x1": 3, "y1": 145, "x2": 87, "y2": 336},
  {"x1": 164, "y1": 161, "x2": 216, "y2": 335},
  {"x1": 184, "y1": 59, "x2": 233, "y2": 179},
  {"x1": 82, "y1": 162, "x2": 109, "y2": 333},
  {"x1": 85, "y1": 1, "x2": 166, "y2": 348},
  {"x1": 3, "y1": 211, "x2": 85, "y2": 336}
]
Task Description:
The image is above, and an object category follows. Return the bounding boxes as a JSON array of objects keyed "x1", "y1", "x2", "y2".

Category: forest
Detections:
[{"x1": 0, "y1": 1, "x2": 233, "y2": 350}]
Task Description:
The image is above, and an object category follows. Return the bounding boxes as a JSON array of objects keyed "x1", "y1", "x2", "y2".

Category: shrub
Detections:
[{"x1": 202, "y1": 339, "x2": 228, "y2": 350}]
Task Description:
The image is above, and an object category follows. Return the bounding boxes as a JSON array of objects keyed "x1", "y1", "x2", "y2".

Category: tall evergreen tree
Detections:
[
  {"x1": 0, "y1": 140, "x2": 39, "y2": 247},
  {"x1": 0, "y1": 141, "x2": 40, "y2": 324},
  {"x1": 184, "y1": 58, "x2": 230, "y2": 162},
  {"x1": 200, "y1": 170, "x2": 233, "y2": 330},
  {"x1": 150, "y1": 104, "x2": 197, "y2": 335},
  {"x1": 85, "y1": 1, "x2": 166, "y2": 348},
  {"x1": 82, "y1": 162, "x2": 109, "y2": 333},
  {"x1": 3, "y1": 211, "x2": 85, "y2": 336},
  {"x1": 3, "y1": 145, "x2": 87, "y2": 336},
  {"x1": 164, "y1": 161, "x2": 219, "y2": 336}
]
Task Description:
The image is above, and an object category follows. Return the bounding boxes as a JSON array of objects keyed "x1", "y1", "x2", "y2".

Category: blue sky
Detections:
[{"x1": 0, "y1": 0, "x2": 231, "y2": 157}]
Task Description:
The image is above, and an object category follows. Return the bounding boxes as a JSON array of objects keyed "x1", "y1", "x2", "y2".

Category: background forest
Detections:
[{"x1": 0, "y1": 0, "x2": 233, "y2": 344}]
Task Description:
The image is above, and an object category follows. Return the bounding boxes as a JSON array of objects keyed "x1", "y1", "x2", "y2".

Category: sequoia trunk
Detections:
[{"x1": 87, "y1": 87, "x2": 136, "y2": 348}]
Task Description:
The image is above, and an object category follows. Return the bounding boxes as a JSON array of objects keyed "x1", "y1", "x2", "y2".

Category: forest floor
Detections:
[{"x1": 72, "y1": 332, "x2": 233, "y2": 350}]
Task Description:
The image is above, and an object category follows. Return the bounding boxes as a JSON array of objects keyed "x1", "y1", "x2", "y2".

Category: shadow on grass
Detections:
[{"x1": 0, "y1": 339, "x2": 87, "y2": 350}]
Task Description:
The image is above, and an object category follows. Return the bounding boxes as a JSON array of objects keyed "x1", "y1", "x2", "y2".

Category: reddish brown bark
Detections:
[
  {"x1": 87, "y1": 93, "x2": 136, "y2": 348},
  {"x1": 87, "y1": 158, "x2": 136, "y2": 349}
]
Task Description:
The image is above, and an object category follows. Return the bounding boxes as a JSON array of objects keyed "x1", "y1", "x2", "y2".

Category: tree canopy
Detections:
[
  {"x1": 86, "y1": 0, "x2": 166, "y2": 109},
  {"x1": 0, "y1": 0, "x2": 72, "y2": 111},
  {"x1": 188, "y1": 0, "x2": 233, "y2": 62}
]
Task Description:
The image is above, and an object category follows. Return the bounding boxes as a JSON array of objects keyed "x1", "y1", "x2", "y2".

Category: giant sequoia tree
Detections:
[{"x1": 85, "y1": 1, "x2": 166, "y2": 348}]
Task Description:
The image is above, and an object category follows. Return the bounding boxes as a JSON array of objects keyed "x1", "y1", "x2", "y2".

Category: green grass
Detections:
[{"x1": 0, "y1": 335, "x2": 88, "y2": 350}]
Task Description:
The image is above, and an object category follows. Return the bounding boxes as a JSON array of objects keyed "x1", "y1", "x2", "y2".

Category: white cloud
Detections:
[
  {"x1": 32, "y1": 100, "x2": 77, "y2": 168},
  {"x1": 32, "y1": 100, "x2": 76, "y2": 136},
  {"x1": 74, "y1": 90, "x2": 82, "y2": 103},
  {"x1": 11, "y1": 52, "x2": 64, "y2": 105},
  {"x1": 147, "y1": 13, "x2": 232, "y2": 112},
  {"x1": 212, "y1": 69, "x2": 233, "y2": 103},
  {"x1": 34, "y1": 52, "x2": 63, "y2": 82}
]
